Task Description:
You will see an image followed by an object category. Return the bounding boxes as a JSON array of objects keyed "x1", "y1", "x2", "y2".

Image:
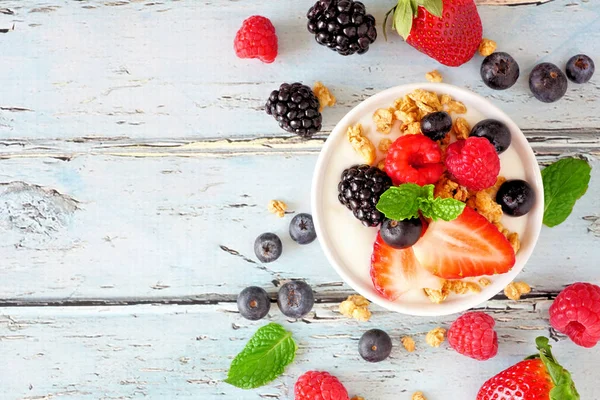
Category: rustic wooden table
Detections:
[{"x1": 0, "y1": 0, "x2": 598, "y2": 399}]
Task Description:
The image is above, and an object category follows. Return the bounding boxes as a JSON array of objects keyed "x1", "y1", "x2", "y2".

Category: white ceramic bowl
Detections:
[{"x1": 312, "y1": 83, "x2": 544, "y2": 316}]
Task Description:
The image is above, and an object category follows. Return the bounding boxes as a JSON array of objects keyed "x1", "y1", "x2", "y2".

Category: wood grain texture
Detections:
[
  {"x1": 0, "y1": 302, "x2": 598, "y2": 399},
  {"x1": 0, "y1": 154, "x2": 597, "y2": 302},
  {"x1": 0, "y1": 0, "x2": 598, "y2": 141},
  {"x1": 0, "y1": 0, "x2": 599, "y2": 399}
]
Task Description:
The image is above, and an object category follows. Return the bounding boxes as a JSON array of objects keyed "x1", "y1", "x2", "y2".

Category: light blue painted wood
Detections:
[
  {"x1": 0, "y1": 302, "x2": 598, "y2": 399},
  {"x1": 0, "y1": 155, "x2": 597, "y2": 301},
  {"x1": 0, "y1": 1, "x2": 598, "y2": 399},
  {"x1": 0, "y1": 0, "x2": 599, "y2": 140}
]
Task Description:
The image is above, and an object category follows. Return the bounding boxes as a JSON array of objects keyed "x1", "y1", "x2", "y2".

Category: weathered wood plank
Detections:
[
  {"x1": 0, "y1": 302, "x2": 597, "y2": 399},
  {"x1": 0, "y1": 0, "x2": 598, "y2": 140},
  {"x1": 1, "y1": 128, "x2": 600, "y2": 160},
  {"x1": 0, "y1": 154, "x2": 597, "y2": 302}
]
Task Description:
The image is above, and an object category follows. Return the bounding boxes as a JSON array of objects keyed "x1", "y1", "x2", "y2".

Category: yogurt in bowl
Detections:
[{"x1": 311, "y1": 83, "x2": 543, "y2": 316}]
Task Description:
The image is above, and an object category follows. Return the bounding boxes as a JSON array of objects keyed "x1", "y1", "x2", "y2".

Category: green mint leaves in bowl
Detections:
[{"x1": 376, "y1": 183, "x2": 465, "y2": 222}]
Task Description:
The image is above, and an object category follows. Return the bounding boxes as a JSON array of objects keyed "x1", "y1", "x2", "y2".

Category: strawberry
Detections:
[
  {"x1": 385, "y1": 0, "x2": 482, "y2": 67},
  {"x1": 370, "y1": 233, "x2": 441, "y2": 301},
  {"x1": 412, "y1": 207, "x2": 515, "y2": 279},
  {"x1": 477, "y1": 336, "x2": 579, "y2": 400}
]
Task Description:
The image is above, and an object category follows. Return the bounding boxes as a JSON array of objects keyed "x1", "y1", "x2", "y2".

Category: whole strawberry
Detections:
[
  {"x1": 295, "y1": 371, "x2": 349, "y2": 400},
  {"x1": 385, "y1": 0, "x2": 482, "y2": 67},
  {"x1": 477, "y1": 337, "x2": 579, "y2": 400},
  {"x1": 234, "y1": 16, "x2": 278, "y2": 64},
  {"x1": 549, "y1": 282, "x2": 600, "y2": 348}
]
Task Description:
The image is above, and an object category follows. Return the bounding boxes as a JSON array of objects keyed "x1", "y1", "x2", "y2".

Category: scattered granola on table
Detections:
[
  {"x1": 412, "y1": 392, "x2": 427, "y2": 400},
  {"x1": 426, "y1": 327, "x2": 446, "y2": 347},
  {"x1": 425, "y1": 70, "x2": 443, "y2": 83},
  {"x1": 313, "y1": 81, "x2": 336, "y2": 112},
  {"x1": 339, "y1": 294, "x2": 371, "y2": 322},
  {"x1": 347, "y1": 123, "x2": 376, "y2": 165},
  {"x1": 504, "y1": 281, "x2": 531, "y2": 300},
  {"x1": 267, "y1": 199, "x2": 287, "y2": 217},
  {"x1": 401, "y1": 336, "x2": 416, "y2": 352},
  {"x1": 479, "y1": 38, "x2": 497, "y2": 57}
]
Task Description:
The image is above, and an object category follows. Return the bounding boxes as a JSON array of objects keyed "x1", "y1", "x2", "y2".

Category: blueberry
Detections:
[
  {"x1": 277, "y1": 280, "x2": 314, "y2": 318},
  {"x1": 254, "y1": 233, "x2": 283, "y2": 263},
  {"x1": 358, "y1": 329, "x2": 392, "y2": 362},
  {"x1": 469, "y1": 119, "x2": 511, "y2": 154},
  {"x1": 481, "y1": 52, "x2": 520, "y2": 90},
  {"x1": 289, "y1": 213, "x2": 317, "y2": 245},
  {"x1": 420, "y1": 111, "x2": 453, "y2": 141},
  {"x1": 496, "y1": 180, "x2": 536, "y2": 216},
  {"x1": 237, "y1": 286, "x2": 271, "y2": 320},
  {"x1": 566, "y1": 54, "x2": 595, "y2": 84},
  {"x1": 529, "y1": 63, "x2": 568, "y2": 103},
  {"x1": 380, "y1": 218, "x2": 422, "y2": 249}
]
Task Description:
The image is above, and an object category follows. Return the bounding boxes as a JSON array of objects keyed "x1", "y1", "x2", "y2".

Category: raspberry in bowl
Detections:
[{"x1": 311, "y1": 83, "x2": 543, "y2": 316}]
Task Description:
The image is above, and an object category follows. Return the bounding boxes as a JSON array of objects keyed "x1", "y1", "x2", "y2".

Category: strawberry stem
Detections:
[{"x1": 382, "y1": 6, "x2": 397, "y2": 42}]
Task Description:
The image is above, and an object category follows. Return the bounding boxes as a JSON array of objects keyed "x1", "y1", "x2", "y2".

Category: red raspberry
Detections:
[
  {"x1": 234, "y1": 16, "x2": 278, "y2": 64},
  {"x1": 445, "y1": 137, "x2": 500, "y2": 191},
  {"x1": 384, "y1": 135, "x2": 445, "y2": 186},
  {"x1": 447, "y1": 311, "x2": 498, "y2": 361},
  {"x1": 295, "y1": 371, "x2": 349, "y2": 400},
  {"x1": 549, "y1": 282, "x2": 600, "y2": 348}
]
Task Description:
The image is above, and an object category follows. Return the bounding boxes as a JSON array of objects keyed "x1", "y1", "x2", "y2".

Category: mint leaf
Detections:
[
  {"x1": 225, "y1": 323, "x2": 297, "y2": 389},
  {"x1": 430, "y1": 197, "x2": 466, "y2": 221},
  {"x1": 418, "y1": 0, "x2": 443, "y2": 18},
  {"x1": 542, "y1": 158, "x2": 591, "y2": 227},
  {"x1": 377, "y1": 183, "x2": 465, "y2": 222},
  {"x1": 393, "y1": 0, "x2": 415, "y2": 40},
  {"x1": 376, "y1": 183, "x2": 422, "y2": 220}
]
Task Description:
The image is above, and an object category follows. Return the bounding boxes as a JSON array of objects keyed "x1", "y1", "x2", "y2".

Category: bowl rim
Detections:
[{"x1": 311, "y1": 82, "x2": 544, "y2": 316}]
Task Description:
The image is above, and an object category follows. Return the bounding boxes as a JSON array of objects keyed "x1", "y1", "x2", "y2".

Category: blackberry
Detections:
[
  {"x1": 307, "y1": 0, "x2": 377, "y2": 56},
  {"x1": 265, "y1": 83, "x2": 322, "y2": 138},
  {"x1": 338, "y1": 165, "x2": 392, "y2": 227}
]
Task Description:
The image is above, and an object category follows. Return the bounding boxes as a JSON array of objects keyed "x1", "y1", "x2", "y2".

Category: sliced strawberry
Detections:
[
  {"x1": 370, "y1": 233, "x2": 441, "y2": 301},
  {"x1": 413, "y1": 207, "x2": 515, "y2": 279}
]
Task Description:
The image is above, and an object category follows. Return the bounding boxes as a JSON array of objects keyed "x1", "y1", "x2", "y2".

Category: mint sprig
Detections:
[
  {"x1": 542, "y1": 157, "x2": 591, "y2": 227},
  {"x1": 384, "y1": 0, "x2": 443, "y2": 41},
  {"x1": 225, "y1": 323, "x2": 297, "y2": 389},
  {"x1": 376, "y1": 183, "x2": 465, "y2": 222}
]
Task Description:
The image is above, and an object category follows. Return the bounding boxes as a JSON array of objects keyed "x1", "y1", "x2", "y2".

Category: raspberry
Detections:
[
  {"x1": 234, "y1": 16, "x2": 278, "y2": 64},
  {"x1": 447, "y1": 311, "x2": 498, "y2": 361},
  {"x1": 295, "y1": 371, "x2": 350, "y2": 400},
  {"x1": 549, "y1": 282, "x2": 600, "y2": 348},
  {"x1": 445, "y1": 137, "x2": 500, "y2": 191},
  {"x1": 384, "y1": 135, "x2": 445, "y2": 186}
]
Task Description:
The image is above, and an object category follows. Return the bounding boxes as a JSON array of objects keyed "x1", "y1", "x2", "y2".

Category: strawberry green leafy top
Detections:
[
  {"x1": 384, "y1": 0, "x2": 443, "y2": 40},
  {"x1": 531, "y1": 337, "x2": 580, "y2": 400}
]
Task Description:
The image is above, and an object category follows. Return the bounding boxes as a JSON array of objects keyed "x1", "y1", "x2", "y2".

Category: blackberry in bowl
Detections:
[
  {"x1": 307, "y1": 0, "x2": 377, "y2": 56},
  {"x1": 337, "y1": 165, "x2": 392, "y2": 227}
]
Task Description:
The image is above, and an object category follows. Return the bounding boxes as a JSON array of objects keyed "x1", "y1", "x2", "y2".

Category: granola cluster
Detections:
[
  {"x1": 504, "y1": 281, "x2": 531, "y2": 300},
  {"x1": 313, "y1": 81, "x2": 336, "y2": 112},
  {"x1": 339, "y1": 294, "x2": 372, "y2": 322}
]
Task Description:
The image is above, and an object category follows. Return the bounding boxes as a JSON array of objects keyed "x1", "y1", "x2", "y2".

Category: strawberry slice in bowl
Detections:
[
  {"x1": 413, "y1": 207, "x2": 516, "y2": 279},
  {"x1": 371, "y1": 234, "x2": 443, "y2": 301}
]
